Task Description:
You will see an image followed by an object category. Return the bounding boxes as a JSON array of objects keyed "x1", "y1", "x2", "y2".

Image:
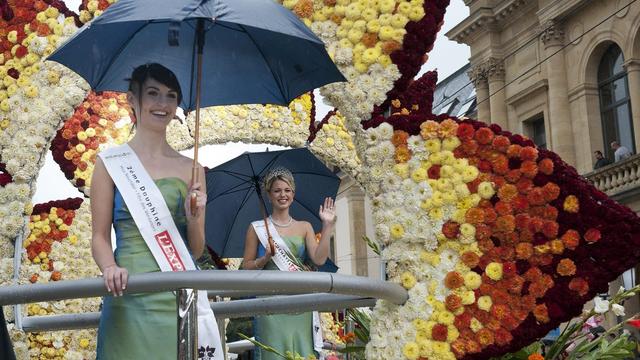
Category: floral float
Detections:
[{"x1": 0, "y1": 0, "x2": 639, "y2": 360}]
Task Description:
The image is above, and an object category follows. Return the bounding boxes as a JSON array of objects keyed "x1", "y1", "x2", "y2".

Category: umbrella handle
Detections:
[
  {"x1": 190, "y1": 166, "x2": 198, "y2": 216},
  {"x1": 267, "y1": 236, "x2": 276, "y2": 255}
]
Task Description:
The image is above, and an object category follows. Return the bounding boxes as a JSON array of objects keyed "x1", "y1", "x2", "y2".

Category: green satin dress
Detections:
[
  {"x1": 254, "y1": 235, "x2": 316, "y2": 360},
  {"x1": 96, "y1": 177, "x2": 188, "y2": 360}
]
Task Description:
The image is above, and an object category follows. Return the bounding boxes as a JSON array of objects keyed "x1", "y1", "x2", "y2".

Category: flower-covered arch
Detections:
[{"x1": 1, "y1": 0, "x2": 640, "y2": 359}]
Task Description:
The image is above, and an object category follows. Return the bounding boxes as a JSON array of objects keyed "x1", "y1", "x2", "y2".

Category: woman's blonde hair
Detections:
[{"x1": 262, "y1": 167, "x2": 295, "y2": 193}]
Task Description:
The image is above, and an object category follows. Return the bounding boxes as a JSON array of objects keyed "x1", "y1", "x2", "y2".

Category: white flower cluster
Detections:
[
  {"x1": 166, "y1": 118, "x2": 195, "y2": 151},
  {"x1": 309, "y1": 111, "x2": 362, "y2": 181}
]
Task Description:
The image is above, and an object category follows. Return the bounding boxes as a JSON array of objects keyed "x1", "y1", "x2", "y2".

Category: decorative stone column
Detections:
[
  {"x1": 486, "y1": 58, "x2": 509, "y2": 130},
  {"x1": 541, "y1": 21, "x2": 576, "y2": 165},
  {"x1": 346, "y1": 185, "x2": 368, "y2": 276},
  {"x1": 468, "y1": 64, "x2": 490, "y2": 122},
  {"x1": 624, "y1": 59, "x2": 640, "y2": 150}
]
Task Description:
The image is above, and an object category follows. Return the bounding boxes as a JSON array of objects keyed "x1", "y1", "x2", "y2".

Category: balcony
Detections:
[{"x1": 584, "y1": 153, "x2": 640, "y2": 208}]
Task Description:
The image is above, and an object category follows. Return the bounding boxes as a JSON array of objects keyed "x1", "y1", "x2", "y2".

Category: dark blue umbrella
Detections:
[
  {"x1": 47, "y1": 0, "x2": 345, "y2": 194},
  {"x1": 205, "y1": 148, "x2": 340, "y2": 258}
]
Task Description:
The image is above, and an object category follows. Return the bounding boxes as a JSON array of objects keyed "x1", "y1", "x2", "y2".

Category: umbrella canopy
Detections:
[
  {"x1": 205, "y1": 148, "x2": 340, "y2": 258},
  {"x1": 47, "y1": 0, "x2": 345, "y2": 110}
]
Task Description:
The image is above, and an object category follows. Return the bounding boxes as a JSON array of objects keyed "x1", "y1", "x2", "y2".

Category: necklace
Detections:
[{"x1": 269, "y1": 215, "x2": 293, "y2": 227}]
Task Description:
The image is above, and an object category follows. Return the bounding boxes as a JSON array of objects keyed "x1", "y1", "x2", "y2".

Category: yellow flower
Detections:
[
  {"x1": 411, "y1": 167, "x2": 427, "y2": 183},
  {"x1": 378, "y1": 54, "x2": 392, "y2": 66},
  {"x1": 0, "y1": 119, "x2": 9, "y2": 129},
  {"x1": 447, "y1": 325, "x2": 460, "y2": 342},
  {"x1": 463, "y1": 272, "x2": 482, "y2": 290},
  {"x1": 459, "y1": 223, "x2": 475, "y2": 237},
  {"x1": 477, "y1": 295, "x2": 493, "y2": 311},
  {"x1": 420, "y1": 251, "x2": 440, "y2": 266},
  {"x1": 403, "y1": 341, "x2": 420, "y2": 360},
  {"x1": 378, "y1": 25, "x2": 395, "y2": 40},
  {"x1": 390, "y1": 224, "x2": 405, "y2": 239},
  {"x1": 390, "y1": 13, "x2": 409, "y2": 28},
  {"x1": 461, "y1": 166, "x2": 479, "y2": 182},
  {"x1": 75, "y1": 144, "x2": 86, "y2": 153},
  {"x1": 470, "y1": 317, "x2": 483, "y2": 332},
  {"x1": 79, "y1": 338, "x2": 90, "y2": 348},
  {"x1": 401, "y1": 271, "x2": 416, "y2": 289},
  {"x1": 378, "y1": 0, "x2": 395, "y2": 13},
  {"x1": 325, "y1": 137, "x2": 335, "y2": 146},
  {"x1": 77, "y1": 131, "x2": 88, "y2": 141},
  {"x1": 437, "y1": 311, "x2": 455, "y2": 325},
  {"x1": 393, "y1": 163, "x2": 410, "y2": 179},
  {"x1": 44, "y1": 7, "x2": 60, "y2": 18},
  {"x1": 460, "y1": 290, "x2": 476, "y2": 305},
  {"x1": 69, "y1": 235, "x2": 78, "y2": 245},
  {"x1": 366, "y1": 19, "x2": 381, "y2": 33},
  {"x1": 485, "y1": 262, "x2": 504, "y2": 281},
  {"x1": 429, "y1": 208, "x2": 443, "y2": 220},
  {"x1": 7, "y1": 30, "x2": 18, "y2": 43},
  {"x1": 362, "y1": 47, "x2": 380, "y2": 64},
  {"x1": 354, "y1": 61, "x2": 368, "y2": 73},
  {"x1": 477, "y1": 181, "x2": 495, "y2": 199},
  {"x1": 47, "y1": 70, "x2": 60, "y2": 84},
  {"x1": 424, "y1": 138, "x2": 441, "y2": 153},
  {"x1": 442, "y1": 136, "x2": 461, "y2": 151}
]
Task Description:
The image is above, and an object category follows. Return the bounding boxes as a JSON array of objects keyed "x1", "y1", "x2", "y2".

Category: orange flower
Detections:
[
  {"x1": 439, "y1": 119, "x2": 459, "y2": 137},
  {"x1": 475, "y1": 223, "x2": 492, "y2": 240},
  {"x1": 461, "y1": 251, "x2": 480, "y2": 268},
  {"x1": 563, "y1": 195, "x2": 580, "y2": 213},
  {"x1": 361, "y1": 32, "x2": 378, "y2": 48},
  {"x1": 491, "y1": 155, "x2": 510, "y2": 174},
  {"x1": 394, "y1": 145, "x2": 411, "y2": 163},
  {"x1": 542, "y1": 221, "x2": 559, "y2": 238},
  {"x1": 461, "y1": 139, "x2": 479, "y2": 155},
  {"x1": 521, "y1": 160, "x2": 538, "y2": 178},
  {"x1": 420, "y1": 120, "x2": 440, "y2": 139},
  {"x1": 494, "y1": 201, "x2": 513, "y2": 216},
  {"x1": 584, "y1": 228, "x2": 601, "y2": 243},
  {"x1": 391, "y1": 130, "x2": 409, "y2": 147},
  {"x1": 446, "y1": 294, "x2": 463, "y2": 311},
  {"x1": 549, "y1": 239, "x2": 565, "y2": 254},
  {"x1": 512, "y1": 195, "x2": 530, "y2": 212},
  {"x1": 50, "y1": 271, "x2": 62, "y2": 281},
  {"x1": 445, "y1": 271, "x2": 465, "y2": 289},
  {"x1": 542, "y1": 205, "x2": 559, "y2": 220},
  {"x1": 494, "y1": 328, "x2": 513, "y2": 346},
  {"x1": 507, "y1": 144, "x2": 522, "y2": 158},
  {"x1": 495, "y1": 215, "x2": 515, "y2": 233},
  {"x1": 526, "y1": 187, "x2": 546, "y2": 206},
  {"x1": 557, "y1": 258, "x2": 576, "y2": 276},
  {"x1": 451, "y1": 340, "x2": 467, "y2": 358},
  {"x1": 475, "y1": 127, "x2": 495, "y2": 145},
  {"x1": 492, "y1": 135, "x2": 511, "y2": 152},
  {"x1": 528, "y1": 353, "x2": 545, "y2": 360},
  {"x1": 490, "y1": 303, "x2": 509, "y2": 320},
  {"x1": 515, "y1": 242, "x2": 534, "y2": 260},
  {"x1": 497, "y1": 184, "x2": 518, "y2": 202},
  {"x1": 293, "y1": 0, "x2": 314, "y2": 17},
  {"x1": 569, "y1": 277, "x2": 590, "y2": 296},
  {"x1": 538, "y1": 158, "x2": 554, "y2": 175},
  {"x1": 381, "y1": 40, "x2": 401, "y2": 54},
  {"x1": 524, "y1": 267, "x2": 542, "y2": 282},
  {"x1": 465, "y1": 339, "x2": 481, "y2": 354},
  {"x1": 465, "y1": 208, "x2": 485, "y2": 224},
  {"x1": 520, "y1": 146, "x2": 539, "y2": 161},
  {"x1": 561, "y1": 230, "x2": 580, "y2": 250},
  {"x1": 533, "y1": 304, "x2": 550, "y2": 323},
  {"x1": 477, "y1": 328, "x2": 495, "y2": 347},
  {"x1": 483, "y1": 208, "x2": 498, "y2": 224},
  {"x1": 505, "y1": 169, "x2": 522, "y2": 183}
]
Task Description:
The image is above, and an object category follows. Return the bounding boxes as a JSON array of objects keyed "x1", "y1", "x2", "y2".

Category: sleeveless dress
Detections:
[
  {"x1": 254, "y1": 235, "x2": 315, "y2": 360},
  {"x1": 96, "y1": 177, "x2": 189, "y2": 359}
]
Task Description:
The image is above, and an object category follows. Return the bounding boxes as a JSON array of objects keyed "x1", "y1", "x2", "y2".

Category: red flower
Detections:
[
  {"x1": 475, "y1": 127, "x2": 495, "y2": 145},
  {"x1": 495, "y1": 201, "x2": 513, "y2": 216},
  {"x1": 557, "y1": 258, "x2": 577, "y2": 276},
  {"x1": 446, "y1": 294, "x2": 463, "y2": 311},
  {"x1": 569, "y1": 277, "x2": 590, "y2": 297},
  {"x1": 457, "y1": 123, "x2": 475, "y2": 140},
  {"x1": 442, "y1": 221, "x2": 459, "y2": 239},
  {"x1": 534, "y1": 304, "x2": 550, "y2": 323},
  {"x1": 475, "y1": 223, "x2": 492, "y2": 240},
  {"x1": 495, "y1": 215, "x2": 516, "y2": 233},
  {"x1": 542, "y1": 221, "x2": 559, "y2": 238},
  {"x1": 492, "y1": 135, "x2": 511, "y2": 152},
  {"x1": 521, "y1": 160, "x2": 539, "y2": 178},
  {"x1": 628, "y1": 319, "x2": 640, "y2": 329},
  {"x1": 465, "y1": 208, "x2": 485, "y2": 224},
  {"x1": 516, "y1": 242, "x2": 534, "y2": 260},
  {"x1": 427, "y1": 164, "x2": 441, "y2": 179},
  {"x1": 584, "y1": 228, "x2": 601, "y2": 243},
  {"x1": 455, "y1": 311, "x2": 472, "y2": 329},
  {"x1": 461, "y1": 139, "x2": 479, "y2": 155},
  {"x1": 477, "y1": 328, "x2": 495, "y2": 347},
  {"x1": 507, "y1": 144, "x2": 522, "y2": 158},
  {"x1": 498, "y1": 184, "x2": 518, "y2": 202},
  {"x1": 561, "y1": 230, "x2": 580, "y2": 250},
  {"x1": 483, "y1": 208, "x2": 498, "y2": 225},
  {"x1": 494, "y1": 328, "x2": 513, "y2": 346},
  {"x1": 431, "y1": 323, "x2": 449, "y2": 342}
]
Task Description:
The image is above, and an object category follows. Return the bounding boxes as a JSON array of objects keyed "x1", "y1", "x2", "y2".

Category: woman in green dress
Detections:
[
  {"x1": 242, "y1": 168, "x2": 336, "y2": 360},
  {"x1": 91, "y1": 63, "x2": 208, "y2": 359}
]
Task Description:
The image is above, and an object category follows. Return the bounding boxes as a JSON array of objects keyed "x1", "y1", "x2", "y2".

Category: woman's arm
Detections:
[
  {"x1": 91, "y1": 158, "x2": 127, "y2": 296},
  {"x1": 186, "y1": 164, "x2": 206, "y2": 258},
  {"x1": 242, "y1": 225, "x2": 272, "y2": 270},
  {"x1": 305, "y1": 197, "x2": 336, "y2": 266}
]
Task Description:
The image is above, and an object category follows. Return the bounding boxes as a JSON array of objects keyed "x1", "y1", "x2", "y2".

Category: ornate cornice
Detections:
[{"x1": 446, "y1": 0, "x2": 528, "y2": 45}]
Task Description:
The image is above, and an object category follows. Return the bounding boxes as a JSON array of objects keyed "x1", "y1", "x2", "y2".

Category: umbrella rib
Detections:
[
  {"x1": 208, "y1": 169, "x2": 252, "y2": 180},
  {"x1": 209, "y1": 184, "x2": 254, "y2": 202},
  {"x1": 220, "y1": 186, "x2": 256, "y2": 256},
  {"x1": 238, "y1": 24, "x2": 288, "y2": 103},
  {"x1": 256, "y1": 151, "x2": 285, "y2": 178}
]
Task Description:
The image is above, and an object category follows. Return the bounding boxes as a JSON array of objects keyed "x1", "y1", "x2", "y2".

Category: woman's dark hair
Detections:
[{"x1": 127, "y1": 63, "x2": 183, "y2": 105}]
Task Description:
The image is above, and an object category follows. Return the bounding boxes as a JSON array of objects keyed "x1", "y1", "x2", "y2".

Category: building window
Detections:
[
  {"x1": 598, "y1": 44, "x2": 635, "y2": 159},
  {"x1": 525, "y1": 116, "x2": 546, "y2": 149}
]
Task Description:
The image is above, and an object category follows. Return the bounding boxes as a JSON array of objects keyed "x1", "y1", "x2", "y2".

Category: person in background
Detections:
[
  {"x1": 611, "y1": 141, "x2": 632, "y2": 162},
  {"x1": 593, "y1": 150, "x2": 611, "y2": 169}
]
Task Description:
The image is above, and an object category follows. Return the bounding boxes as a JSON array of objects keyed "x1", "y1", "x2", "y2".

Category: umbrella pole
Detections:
[{"x1": 191, "y1": 19, "x2": 205, "y2": 215}]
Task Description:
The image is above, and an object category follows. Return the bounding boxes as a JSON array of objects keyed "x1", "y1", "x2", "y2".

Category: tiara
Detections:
[{"x1": 262, "y1": 167, "x2": 294, "y2": 192}]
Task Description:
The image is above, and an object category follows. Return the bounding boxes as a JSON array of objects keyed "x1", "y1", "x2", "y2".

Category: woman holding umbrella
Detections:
[
  {"x1": 90, "y1": 63, "x2": 222, "y2": 359},
  {"x1": 243, "y1": 168, "x2": 336, "y2": 360}
]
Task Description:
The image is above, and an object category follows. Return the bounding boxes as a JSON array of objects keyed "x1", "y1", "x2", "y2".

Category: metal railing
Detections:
[{"x1": 1, "y1": 270, "x2": 407, "y2": 359}]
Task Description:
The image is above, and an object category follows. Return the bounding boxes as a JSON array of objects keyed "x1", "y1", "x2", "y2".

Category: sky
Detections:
[{"x1": 32, "y1": 0, "x2": 470, "y2": 203}]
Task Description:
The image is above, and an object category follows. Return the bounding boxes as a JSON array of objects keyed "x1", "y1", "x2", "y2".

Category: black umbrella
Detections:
[{"x1": 205, "y1": 148, "x2": 340, "y2": 258}]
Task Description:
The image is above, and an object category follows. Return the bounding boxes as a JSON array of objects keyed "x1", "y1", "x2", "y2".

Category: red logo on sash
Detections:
[{"x1": 155, "y1": 230, "x2": 186, "y2": 271}]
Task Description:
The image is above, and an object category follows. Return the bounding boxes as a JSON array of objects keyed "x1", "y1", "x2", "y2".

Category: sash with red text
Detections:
[{"x1": 99, "y1": 144, "x2": 223, "y2": 360}]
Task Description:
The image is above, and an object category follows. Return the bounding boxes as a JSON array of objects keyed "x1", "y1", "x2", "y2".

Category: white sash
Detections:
[
  {"x1": 252, "y1": 219, "x2": 324, "y2": 356},
  {"x1": 99, "y1": 144, "x2": 223, "y2": 360}
]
